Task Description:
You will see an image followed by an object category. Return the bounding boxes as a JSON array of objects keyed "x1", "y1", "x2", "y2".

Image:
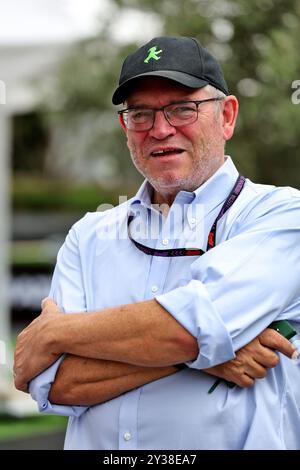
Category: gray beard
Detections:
[{"x1": 130, "y1": 149, "x2": 223, "y2": 198}]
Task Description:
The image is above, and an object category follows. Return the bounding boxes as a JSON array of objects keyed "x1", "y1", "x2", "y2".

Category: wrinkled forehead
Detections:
[{"x1": 125, "y1": 76, "x2": 209, "y2": 106}]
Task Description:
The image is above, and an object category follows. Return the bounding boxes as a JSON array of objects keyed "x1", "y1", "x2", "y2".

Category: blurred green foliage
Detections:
[
  {"x1": 41, "y1": 0, "x2": 300, "y2": 190},
  {"x1": 12, "y1": 113, "x2": 49, "y2": 175},
  {"x1": 0, "y1": 415, "x2": 66, "y2": 440},
  {"x1": 12, "y1": 177, "x2": 130, "y2": 211},
  {"x1": 12, "y1": 240, "x2": 58, "y2": 267}
]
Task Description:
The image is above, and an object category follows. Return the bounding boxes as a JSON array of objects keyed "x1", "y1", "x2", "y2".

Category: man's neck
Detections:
[
  {"x1": 150, "y1": 157, "x2": 227, "y2": 212},
  {"x1": 152, "y1": 190, "x2": 175, "y2": 211}
]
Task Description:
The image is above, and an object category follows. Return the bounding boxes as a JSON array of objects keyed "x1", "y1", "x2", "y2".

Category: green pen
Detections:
[{"x1": 208, "y1": 320, "x2": 297, "y2": 394}]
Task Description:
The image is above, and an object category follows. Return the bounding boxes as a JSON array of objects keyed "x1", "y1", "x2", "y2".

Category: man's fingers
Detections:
[
  {"x1": 15, "y1": 381, "x2": 29, "y2": 393},
  {"x1": 244, "y1": 360, "x2": 267, "y2": 379},
  {"x1": 205, "y1": 325, "x2": 298, "y2": 390},
  {"x1": 248, "y1": 344, "x2": 280, "y2": 368},
  {"x1": 240, "y1": 339, "x2": 278, "y2": 367},
  {"x1": 41, "y1": 297, "x2": 60, "y2": 313},
  {"x1": 234, "y1": 374, "x2": 255, "y2": 388},
  {"x1": 14, "y1": 374, "x2": 29, "y2": 393},
  {"x1": 41, "y1": 297, "x2": 54, "y2": 309},
  {"x1": 259, "y1": 329, "x2": 298, "y2": 359},
  {"x1": 256, "y1": 348, "x2": 279, "y2": 368},
  {"x1": 236, "y1": 350, "x2": 268, "y2": 379}
]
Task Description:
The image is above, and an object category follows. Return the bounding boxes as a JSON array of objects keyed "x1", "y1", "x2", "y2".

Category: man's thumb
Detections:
[{"x1": 41, "y1": 297, "x2": 57, "y2": 311}]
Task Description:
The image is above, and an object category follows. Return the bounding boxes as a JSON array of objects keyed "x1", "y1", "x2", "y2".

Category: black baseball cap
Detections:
[{"x1": 112, "y1": 36, "x2": 229, "y2": 105}]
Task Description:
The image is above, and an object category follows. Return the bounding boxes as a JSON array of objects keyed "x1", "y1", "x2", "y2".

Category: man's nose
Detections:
[{"x1": 148, "y1": 110, "x2": 176, "y2": 139}]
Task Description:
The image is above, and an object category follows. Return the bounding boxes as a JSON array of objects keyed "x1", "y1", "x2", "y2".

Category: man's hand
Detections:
[
  {"x1": 46, "y1": 327, "x2": 298, "y2": 406},
  {"x1": 14, "y1": 295, "x2": 197, "y2": 394},
  {"x1": 204, "y1": 328, "x2": 298, "y2": 387},
  {"x1": 14, "y1": 298, "x2": 62, "y2": 393}
]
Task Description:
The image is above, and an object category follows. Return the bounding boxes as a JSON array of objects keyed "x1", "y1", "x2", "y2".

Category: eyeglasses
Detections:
[{"x1": 118, "y1": 98, "x2": 223, "y2": 132}]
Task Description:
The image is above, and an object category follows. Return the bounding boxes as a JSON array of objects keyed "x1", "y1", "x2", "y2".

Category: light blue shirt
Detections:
[{"x1": 30, "y1": 157, "x2": 300, "y2": 449}]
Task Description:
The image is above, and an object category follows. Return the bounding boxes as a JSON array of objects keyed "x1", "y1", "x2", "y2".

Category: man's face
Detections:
[{"x1": 122, "y1": 78, "x2": 231, "y2": 203}]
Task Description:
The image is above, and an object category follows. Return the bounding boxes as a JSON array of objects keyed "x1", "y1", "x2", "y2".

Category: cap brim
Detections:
[{"x1": 112, "y1": 70, "x2": 210, "y2": 105}]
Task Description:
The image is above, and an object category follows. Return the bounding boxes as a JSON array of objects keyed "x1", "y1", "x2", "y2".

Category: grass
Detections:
[
  {"x1": 0, "y1": 415, "x2": 67, "y2": 441},
  {"x1": 12, "y1": 176, "x2": 125, "y2": 212}
]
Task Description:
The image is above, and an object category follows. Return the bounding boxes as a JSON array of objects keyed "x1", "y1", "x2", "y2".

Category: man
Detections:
[{"x1": 14, "y1": 36, "x2": 300, "y2": 449}]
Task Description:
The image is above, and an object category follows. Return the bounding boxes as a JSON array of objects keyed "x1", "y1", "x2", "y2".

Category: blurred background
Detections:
[{"x1": 0, "y1": 0, "x2": 299, "y2": 450}]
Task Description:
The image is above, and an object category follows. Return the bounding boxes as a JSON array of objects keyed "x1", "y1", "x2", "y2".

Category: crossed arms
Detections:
[
  {"x1": 14, "y1": 196, "x2": 300, "y2": 408},
  {"x1": 14, "y1": 297, "x2": 296, "y2": 406}
]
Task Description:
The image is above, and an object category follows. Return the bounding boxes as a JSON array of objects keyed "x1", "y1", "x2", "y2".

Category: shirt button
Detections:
[
  {"x1": 151, "y1": 285, "x2": 158, "y2": 293},
  {"x1": 124, "y1": 432, "x2": 132, "y2": 441},
  {"x1": 190, "y1": 217, "x2": 196, "y2": 224},
  {"x1": 162, "y1": 238, "x2": 169, "y2": 246}
]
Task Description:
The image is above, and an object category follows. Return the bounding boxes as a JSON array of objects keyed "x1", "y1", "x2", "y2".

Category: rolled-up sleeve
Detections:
[
  {"x1": 156, "y1": 196, "x2": 300, "y2": 369},
  {"x1": 29, "y1": 355, "x2": 86, "y2": 417},
  {"x1": 29, "y1": 217, "x2": 89, "y2": 417}
]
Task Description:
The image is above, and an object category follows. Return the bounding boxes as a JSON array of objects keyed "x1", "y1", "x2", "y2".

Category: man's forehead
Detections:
[{"x1": 125, "y1": 77, "x2": 207, "y2": 105}]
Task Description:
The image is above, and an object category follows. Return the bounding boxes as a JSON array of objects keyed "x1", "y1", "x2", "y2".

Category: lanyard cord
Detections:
[{"x1": 128, "y1": 175, "x2": 246, "y2": 257}]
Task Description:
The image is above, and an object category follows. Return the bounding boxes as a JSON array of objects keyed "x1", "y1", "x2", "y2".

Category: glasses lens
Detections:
[
  {"x1": 121, "y1": 101, "x2": 202, "y2": 131},
  {"x1": 124, "y1": 109, "x2": 154, "y2": 131},
  {"x1": 166, "y1": 102, "x2": 198, "y2": 126}
]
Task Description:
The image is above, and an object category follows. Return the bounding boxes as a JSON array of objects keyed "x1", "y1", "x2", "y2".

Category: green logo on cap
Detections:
[{"x1": 144, "y1": 46, "x2": 162, "y2": 64}]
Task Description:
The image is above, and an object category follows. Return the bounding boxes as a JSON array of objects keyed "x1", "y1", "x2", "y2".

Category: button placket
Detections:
[{"x1": 124, "y1": 432, "x2": 132, "y2": 441}]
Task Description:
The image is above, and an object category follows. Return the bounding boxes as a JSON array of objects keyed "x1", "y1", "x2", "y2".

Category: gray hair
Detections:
[
  {"x1": 204, "y1": 84, "x2": 227, "y2": 99},
  {"x1": 203, "y1": 84, "x2": 226, "y2": 116}
]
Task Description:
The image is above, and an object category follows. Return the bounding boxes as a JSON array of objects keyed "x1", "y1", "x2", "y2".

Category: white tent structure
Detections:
[{"x1": 0, "y1": 0, "x2": 99, "y2": 412}]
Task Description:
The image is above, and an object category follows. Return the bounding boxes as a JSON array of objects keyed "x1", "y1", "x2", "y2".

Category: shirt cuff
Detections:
[
  {"x1": 29, "y1": 356, "x2": 88, "y2": 418},
  {"x1": 156, "y1": 280, "x2": 235, "y2": 369}
]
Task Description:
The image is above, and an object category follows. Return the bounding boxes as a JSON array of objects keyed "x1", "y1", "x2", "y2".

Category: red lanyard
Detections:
[{"x1": 128, "y1": 175, "x2": 245, "y2": 257}]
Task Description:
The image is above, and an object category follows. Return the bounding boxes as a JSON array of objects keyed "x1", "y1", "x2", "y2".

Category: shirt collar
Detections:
[
  {"x1": 189, "y1": 156, "x2": 239, "y2": 214},
  {"x1": 130, "y1": 156, "x2": 239, "y2": 215},
  {"x1": 131, "y1": 179, "x2": 153, "y2": 208}
]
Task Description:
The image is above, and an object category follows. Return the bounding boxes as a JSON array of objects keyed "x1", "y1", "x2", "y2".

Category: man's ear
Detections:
[
  {"x1": 118, "y1": 113, "x2": 127, "y2": 133},
  {"x1": 222, "y1": 95, "x2": 239, "y2": 141}
]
